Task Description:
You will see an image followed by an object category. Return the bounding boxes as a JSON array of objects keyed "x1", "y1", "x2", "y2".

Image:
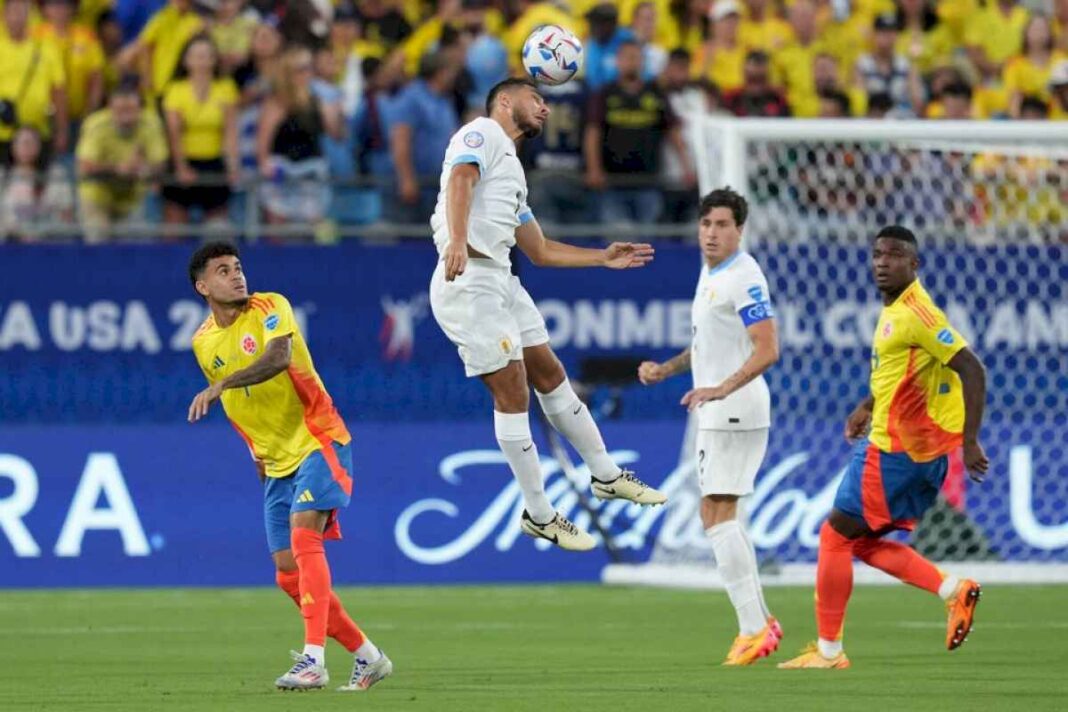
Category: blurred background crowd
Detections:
[{"x1": 0, "y1": 0, "x2": 1066, "y2": 242}]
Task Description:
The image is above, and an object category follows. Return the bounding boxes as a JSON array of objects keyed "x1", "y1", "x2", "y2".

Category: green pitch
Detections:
[{"x1": 6, "y1": 584, "x2": 1067, "y2": 711}]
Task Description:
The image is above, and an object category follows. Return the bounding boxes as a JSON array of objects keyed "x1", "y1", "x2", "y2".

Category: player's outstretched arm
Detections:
[
  {"x1": 681, "y1": 319, "x2": 779, "y2": 410},
  {"x1": 947, "y1": 347, "x2": 989, "y2": 481},
  {"x1": 443, "y1": 163, "x2": 480, "y2": 281},
  {"x1": 515, "y1": 219, "x2": 654, "y2": 269},
  {"x1": 638, "y1": 348, "x2": 691, "y2": 385},
  {"x1": 187, "y1": 335, "x2": 293, "y2": 422}
]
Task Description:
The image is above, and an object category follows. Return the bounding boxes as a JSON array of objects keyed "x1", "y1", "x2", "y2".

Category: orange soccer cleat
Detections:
[
  {"x1": 777, "y1": 643, "x2": 851, "y2": 670},
  {"x1": 946, "y1": 579, "x2": 982, "y2": 651},
  {"x1": 723, "y1": 619, "x2": 782, "y2": 666}
]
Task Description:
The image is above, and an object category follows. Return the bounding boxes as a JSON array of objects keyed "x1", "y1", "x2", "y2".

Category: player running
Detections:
[
  {"x1": 638, "y1": 188, "x2": 783, "y2": 665},
  {"x1": 779, "y1": 226, "x2": 988, "y2": 670},
  {"x1": 430, "y1": 77, "x2": 667, "y2": 552},
  {"x1": 187, "y1": 242, "x2": 392, "y2": 691}
]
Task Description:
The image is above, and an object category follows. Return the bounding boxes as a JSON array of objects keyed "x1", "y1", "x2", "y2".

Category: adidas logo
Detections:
[
  {"x1": 297, "y1": 489, "x2": 315, "y2": 503},
  {"x1": 300, "y1": 592, "x2": 315, "y2": 605},
  {"x1": 211, "y1": 355, "x2": 225, "y2": 369}
]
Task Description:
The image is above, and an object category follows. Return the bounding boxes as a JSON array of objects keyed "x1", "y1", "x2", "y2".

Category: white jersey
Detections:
[
  {"x1": 691, "y1": 251, "x2": 774, "y2": 431},
  {"x1": 430, "y1": 117, "x2": 533, "y2": 268}
]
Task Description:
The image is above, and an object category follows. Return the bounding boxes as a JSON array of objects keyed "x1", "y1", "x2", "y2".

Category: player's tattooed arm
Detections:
[
  {"x1": 639, "y1": 348, "x2": 691, "y2": 385},
  {"x1": 680, "y1": 319, "x2": 779, "y2": 410},
  {"x1": 187, "y1": 336, "x2": 293, "y2": 422},
  {"x1": 948, "y1": 347, "x2": 990, "y2": 481}
]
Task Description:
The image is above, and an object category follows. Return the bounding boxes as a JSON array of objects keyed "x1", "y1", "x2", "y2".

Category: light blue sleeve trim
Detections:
[
  {"x1": 451, "y1": 153, "x2": 484, "y2": 174},
  {"x1": 518, "y1": 210, "x2": 534, "y2": 225}
]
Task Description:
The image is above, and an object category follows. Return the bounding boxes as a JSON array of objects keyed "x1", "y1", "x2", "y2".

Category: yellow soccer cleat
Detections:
[
  {"x1": 946, "y1": 579, "x2": 982, "y2": 651},
  {"x1": 723, "y1": 618, "x2": 782, "y2": 666},
  {"x1": 777, "y1": 643, "x2": 851, "y2": 670}
]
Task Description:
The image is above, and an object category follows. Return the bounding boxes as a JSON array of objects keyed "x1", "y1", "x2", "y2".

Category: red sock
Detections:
[
  {"x1": 816, "y1": 521, "x2": 854, "y2": 641},
  {"x1": 291, "y1": 527, "x2": 331, "y2": 647},
  {"x1": 275, "y1": 568, "x2": 366, "y2": 652},
  {"x1": 852, "y1": 537, "x2": 944, "y2": 594}
]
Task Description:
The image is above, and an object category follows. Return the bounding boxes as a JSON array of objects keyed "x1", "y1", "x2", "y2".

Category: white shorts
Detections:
[
  {"x1": 694, "y1": 428, "x2": 769, "y2": 497},
  {"x1": 430, "y1": 258, "x2": 550, "y2": 377}
]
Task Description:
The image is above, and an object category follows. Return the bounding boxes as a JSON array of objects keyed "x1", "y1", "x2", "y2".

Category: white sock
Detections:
[
  {"x1": 356, "y1": 639, "x2": 382, "y2": 664},
  {"x1": 738, "y1": 523, "x2": 772, "y2": 619},
  {"x1": 302, "y1": 644, "x2": 325, "y2": 664},
  {"x1": 494, "y1": 411, "x2": 555, "y2": 524},
  {"x1": 817, "y1": 638, "x2": 842, "y2": 658},
  {"x1": 535, "y1": 379, "x2": 620, "y2": 482},
  {"x1": 707, "y1": 520, "x2": 768, "y2": 636},
  {"x1": 938, "y1": 575, "x2": 960, "y2": 601}
]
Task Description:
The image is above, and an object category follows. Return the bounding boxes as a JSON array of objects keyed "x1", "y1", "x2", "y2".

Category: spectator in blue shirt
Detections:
[
  {"x1": 582, "y1": 3, "x2": 635, "y2": 91},
  {"x1": 384, "y1": 51, "x2": 460, "y2": 225},
  {"x1": 114, "y1": 0, "x2": 166, "y2": 41}
]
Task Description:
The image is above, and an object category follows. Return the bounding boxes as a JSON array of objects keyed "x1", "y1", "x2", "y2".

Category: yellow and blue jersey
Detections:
[
  {"x1": 869, "y1": 280, "x2": 966, "y2": 462},
  {"x1": 191, "y1": 292, "x2": 350, "y2": 478}
]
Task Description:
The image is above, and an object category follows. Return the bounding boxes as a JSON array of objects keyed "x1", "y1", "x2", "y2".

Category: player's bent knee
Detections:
[
  {"x1": 482, "y1": 361, "x2": 530, "y2": 412},
  {"x1": 701, "y1": 495, "x2": 739, "y2": 528}
]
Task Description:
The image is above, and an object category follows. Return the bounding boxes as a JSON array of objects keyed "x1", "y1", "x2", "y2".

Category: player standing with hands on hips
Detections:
[
  {"x1": 430, "y1": 77, "x2": 668, "y2": 552},
  {"x1": 639, "y1": 188, "x2": 784, "y2": 665}
]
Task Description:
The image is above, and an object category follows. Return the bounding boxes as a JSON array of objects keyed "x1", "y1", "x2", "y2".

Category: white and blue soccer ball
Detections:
[{"x1": 521, "y1": 25, "x2": 583, "y2": 86}]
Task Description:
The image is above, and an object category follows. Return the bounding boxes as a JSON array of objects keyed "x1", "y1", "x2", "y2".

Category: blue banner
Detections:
[
  {"x1": 3, "y1": 243, "x2": 1063, "y2": 423},
  {"x1": 1, "y1": 418, "x2": 1064, "y2": 588}
]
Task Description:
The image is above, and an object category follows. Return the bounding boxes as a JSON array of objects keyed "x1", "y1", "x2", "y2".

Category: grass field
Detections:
[{"x1": 6, "y1": 584, "x2": 1067, "y2": 711}]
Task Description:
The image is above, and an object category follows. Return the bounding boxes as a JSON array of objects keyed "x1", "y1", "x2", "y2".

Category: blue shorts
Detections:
[
  {"x1": 263, "y1": 441, "x2": 353, "y2": 553},
  {"x1": 832, "y1": 439, "x2": 947, "y2": 532}
]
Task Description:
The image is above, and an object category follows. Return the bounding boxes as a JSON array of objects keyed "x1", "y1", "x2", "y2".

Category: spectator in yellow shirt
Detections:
[
  {"x1": 0, "y1": 0, "x2": 68, "y2": 162},
  {"x1": 895, "y1": 0, "x2": 955, "y2": 74},
  {"x1": 774, "y1": 0, "x2": 825, "y2": 116},
  {"x1": 161, "y1": 34, "x2": 239, "y2": 228},
  {"x1": 76, "y1": 81, "x2": 169, "y2": 243},
  {"x1": 694, "y1": 0, "x2": 747, "y2": 93},
  {"x1": 739, "y1": 0, "x2": 794, "y2": 52},
  {"x1": 35, "y1": 0, "x2": 104, "y2": 123},
  {"x1": 211, "y1": 0, "x2": 257, "y2": 75},
  {"x1": 1003, "y1": 15, "x2": 1067, "y2": 117},
  {"x1": 1049, "y1": 60, "x2": 1068, "y2": 119},
  {"x1": 121, "y1": 0, "x2": 205, "y2": 97},
  {"x1": 965, "y1": 0, "x2": 1029, "y2": 80}
]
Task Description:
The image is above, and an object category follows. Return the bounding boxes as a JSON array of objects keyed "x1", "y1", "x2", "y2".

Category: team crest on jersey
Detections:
[
  {"x1": 747, "y1": 286, "x2": 763, "y2": 302},
  {"x1": 937, "y1": 328, "x2": 955, "y2": 345},
  {"x1": 241, "y1": 334, "x2": 258, "y2": 355},
  {"x1": 264, "y1": 314, "x2": 279, "y2": 331},
  {"x1": 463, "y1": 131, "x2": 484, "y2": 148},
  {"x1": 500, "y1": 338, "x2": 513, "y2": 354},
  {"x1": 882, "y1": 321, "x2": 893, "y2": 338}
]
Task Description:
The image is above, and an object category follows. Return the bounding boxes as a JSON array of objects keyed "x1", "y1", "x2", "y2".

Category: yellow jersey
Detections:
[
  {"x1": 33, "y1": 23, "x2": 105, "y2": 120},
  {"x1": 138, "y1": 4, "x2": 205, "y2": 96},
  {"x1": 965, "y1": 4, "x2": 1029, "y2": 68},
  {"x1": 1002, "y1": 51, "x2": 1068, "y2": 103},
  {"x1": 869, "y1": 280, "x2": 966, "y2": 462},
  {"x1": 0, "y1": 34, "x2": 65, "y2": 141},
  {"x1": 192, "y1": 292, "x2": 351, "y2": 478},
  {"x1": 162, "y1": 78, "x2": 237, "y2": 160},
  {"x1": 76, "y1": 107, "x2": 169, "y2": 211}
]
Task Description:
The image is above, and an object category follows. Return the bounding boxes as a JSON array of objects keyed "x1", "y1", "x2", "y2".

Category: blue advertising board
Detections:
[{"x1": 0, "y1": 416, "x2": 1063, "y2": 588}]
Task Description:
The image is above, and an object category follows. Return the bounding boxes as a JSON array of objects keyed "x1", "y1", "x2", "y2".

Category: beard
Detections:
[
  {"x1": 225, "y1": 296, "x2": 250, "y2": 308},
  {"x1": 512, "y1": 107, "x2": 543, "y2": 139}
]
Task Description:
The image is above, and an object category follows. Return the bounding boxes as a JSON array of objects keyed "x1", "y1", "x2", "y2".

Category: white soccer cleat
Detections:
[
  {"x1": 275, "y1": 651, "x2": 328, "y2": 691},
  {"x1": 591, "y1": 469, "x2": 667, "y2": 505},
  {"x1": 520, "y1": 510, "x2": 596, "y2": 551},
  {"x1": 338, "y1": 651, "x2": 393, "y2": 692}
]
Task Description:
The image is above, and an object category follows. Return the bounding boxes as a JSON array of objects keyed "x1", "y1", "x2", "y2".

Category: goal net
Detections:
[{"x1": 605, "y1": 118, "x2": 1068, "y2": 587}]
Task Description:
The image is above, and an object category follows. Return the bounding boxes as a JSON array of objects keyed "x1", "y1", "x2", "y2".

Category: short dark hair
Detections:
[
  {"x1": 668, "y1": 48, "x2": 691, "y2": 64},
  {"x1": 485, "y1": 76, "x2": 539, "y2": 115},
  {"x1": 818, "y1": 88, "x2": 851, "y2": 116},
  {"x1": 867, "y1": 91, "x2": 893, "y2": 114},
  {"x1": 699, "y1": 187, "x2": 748, "y2": 227},
  {"x1": 875, "y1": 225, "x2": 918, "y2": 247},
  {"x1": 1020, "y1": 95, "x2": 1049, "y2": 117},
  {"x1": 189, "y1": 241, "x2": 240, "y2": 293},
  {"x1": 942, "y1": 81, "x2": 973, "y2": 101}
]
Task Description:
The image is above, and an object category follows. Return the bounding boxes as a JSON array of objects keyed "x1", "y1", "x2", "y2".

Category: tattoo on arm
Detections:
[{"x1": 219, "y1": 336, "x2": 292, "y2": 391}]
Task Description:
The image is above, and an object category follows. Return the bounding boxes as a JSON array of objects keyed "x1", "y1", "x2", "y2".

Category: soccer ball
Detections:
[{"x1": 521, "y1": 25, "x2": 583, "y2": 86}]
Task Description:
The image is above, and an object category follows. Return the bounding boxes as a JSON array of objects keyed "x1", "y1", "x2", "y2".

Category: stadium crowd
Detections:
[{"x1": 0, "y1": 0, "x2": 1066, "y2": 241}]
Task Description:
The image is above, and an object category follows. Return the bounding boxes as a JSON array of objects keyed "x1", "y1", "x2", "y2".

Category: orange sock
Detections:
[
  {"x1": 291, "y1": 527, "x2": 331, "y2": 647},
  {"x1": 275, "y1": 568, "x2": 366, "y2": 652},
  {"x1": 852, "y1": 537, "x2": 943, "y2": 594},
  {"x1": 816, "y1": 521, "x2": 854, "y2": 642}
]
